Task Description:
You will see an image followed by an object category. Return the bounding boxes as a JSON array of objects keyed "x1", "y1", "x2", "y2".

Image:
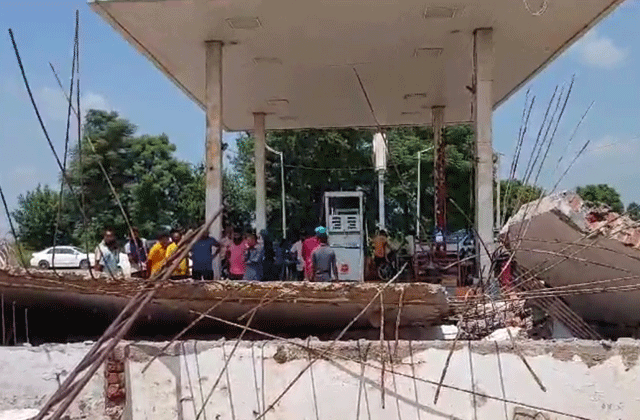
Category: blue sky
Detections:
[{"x1": 1, "y1": 1, "x2": 639, "y2": 235}]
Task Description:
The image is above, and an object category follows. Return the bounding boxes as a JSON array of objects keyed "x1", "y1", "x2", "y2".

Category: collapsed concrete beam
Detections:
[{"x1": 0, "y1": 268, "x2": 450, "y2": 336}]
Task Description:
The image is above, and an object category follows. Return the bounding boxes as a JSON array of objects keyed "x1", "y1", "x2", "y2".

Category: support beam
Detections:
[
  {"x1": 254, "y1": 113, "x2": 267, "y2": 233},
  {"x1": 205, "y1": 41, "x2": 223, "y2": 278},
  {"x1": 432, "y1": 106, "x2": 446, "y2": 232},
  {"x1": 373, "y1": 132, "x2": 387, "y2": 230},
  {"x1": 378, "y1": 170, "x2": 385, "y2": 230},
  {"x1": 473, "y1": 28, "x2": 495, "y2": 276}
]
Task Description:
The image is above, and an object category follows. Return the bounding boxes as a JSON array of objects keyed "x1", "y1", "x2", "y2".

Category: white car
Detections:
[{"x1": 30, "y1": 246, "x2": 95, "y2": 269}]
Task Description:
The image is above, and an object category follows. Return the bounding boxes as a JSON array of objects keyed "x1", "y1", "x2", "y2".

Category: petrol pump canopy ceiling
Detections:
[{"x1": 90, "y1": 0, "x2": 623, "y2": 131}]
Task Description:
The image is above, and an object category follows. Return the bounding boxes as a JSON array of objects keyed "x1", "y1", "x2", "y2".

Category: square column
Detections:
[
  {"x1": 473, "y1": 28, "x2": 494, "y2": 275},
  {"x1": 432, "y1": 106, "x2": 446, "y2": 232},
  {"x1": 205, "y1": 41, "x2": 223, "y2": 277},
  {"x1": 254, "y1": 112, "x2": 267, "y2": 233},
  {"x1": 373, "y1": 132, "x2": 387, "y2": 230}
]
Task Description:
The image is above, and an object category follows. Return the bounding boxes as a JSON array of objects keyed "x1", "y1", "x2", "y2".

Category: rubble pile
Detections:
[
  {"x1": 452, "y1": 298, "x2": 551, "y2": 340},
  {"x1": 502, "y1": 190, "x2": 640, "y2": 339},
  {"x1": 584, "y1": 204, "x2": 640, "y2": 247},
  {"x1": 503, "y1": 190, "x2": 640, "y2": 247}
]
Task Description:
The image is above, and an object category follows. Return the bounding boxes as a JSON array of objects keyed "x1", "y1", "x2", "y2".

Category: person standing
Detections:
[
  {"x1": 372, "y1": 229, "x2": 389, "y2": 270},
  {"x1": 243, "y1": 231, "x2": 264, "y2": 281},
  {"x1": 260, "y1": 229, "x2": 275, "y2": 281},
  {"x1": 147, "y1": 232, "x2": 171, "y2": 276},
  {"x1": 302, "y1": 227, "x2": 321, "y2": 281},
  {"x1": 191, "y1": 234, "x2": 220, "y2": 281},
  {"x1": 166, "y1": 229, "x2": 189, "y2": 279},
  {"x1": 290, "y1": 231, "x2": 305, "y2": 281},
  {"x1": 434, "y1": 228, "x2": 445, "y2": 256},
  {"x1": 227, "y1": 228, "x2": 246, "y2": 280},
  {"x1": 311, "y1": 228, "x2": 338, "y2": 282},
  {"x1": 125, "y1": 227, "x2": 147, "y2": 278},
  {"x1": 273, "y1": 239, "x2": 287, "y2": 280},
  {"x1": 94, "y1": 227, "x2": 123, "y2": 276},
  {"x1": 219, "y1": 226, "x2": 233, "y2": 278}
]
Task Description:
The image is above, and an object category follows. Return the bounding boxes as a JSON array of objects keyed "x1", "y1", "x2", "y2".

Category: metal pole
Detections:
[
  {"x1": 416, "y1": 147, "x2": 433, "y2": 240},
  {"x1": 416, "y1": 151, "x2": 422, "y2": 239},
  {"x1": 378, "y1": 170, "x2": 385, "y2": 229},
  {"x1": 24, "y1": 308, "x2": 29, "y2": 345},
  {"x1": 432, "y1": 106, "x2": 446, "y2": 232},
  {"x1": 12, "y1": 301, "x2": 16, "y2": 345},
  {"x1": 280, "y1": 152, "x2": 286, "y2": 239},
  {"x1": 254, "y1": 112, "x2": 267, "y2": 233},
  {"x1": 495, "y1": 153, "x2": 501, "y2": 230},
  {"x1": 266, "y1": 145, "x2": 286, "y2": 239}
]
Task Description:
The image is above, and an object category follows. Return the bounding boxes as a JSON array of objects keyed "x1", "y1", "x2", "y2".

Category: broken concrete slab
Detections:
[
  {"x1": 503, "y1": 192, "x2": 640, "y2": 332},
  {"x1": 0, "y1": 268, "x2": 450, "y2": 341},
  {"x1": 124, "y1": 338, "x2": 640, "y2": 420}
]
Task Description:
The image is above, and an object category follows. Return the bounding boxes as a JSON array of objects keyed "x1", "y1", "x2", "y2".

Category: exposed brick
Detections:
[
  {"x1": 107, "y1": 384, "x2": 125, "y2": 401},
  {"x1": 106, "y1": 361, "x2": 124, "y2": 372},
  {"x1": 105, "y1": 345, "x2": 127, "y2": 419},
  {"x1": 106, "y1": 372, "x2": 120, "y2": 384}
]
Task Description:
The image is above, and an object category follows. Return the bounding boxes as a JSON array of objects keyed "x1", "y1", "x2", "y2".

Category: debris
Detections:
[
  {"x1": 483, "y1": 327, "x2": 523, "y2": 342},
  {"x1": 502, "y1": 191, "x2": 640, "y2": 337}
]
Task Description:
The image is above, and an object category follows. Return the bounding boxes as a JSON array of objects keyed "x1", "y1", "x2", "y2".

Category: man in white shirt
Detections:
[
  {"x1": 124, "y1": 227, "x2": 148, "y2": 278},
  {"x1": 290, "y1": 231, "x2": 305, "y2": 281}
]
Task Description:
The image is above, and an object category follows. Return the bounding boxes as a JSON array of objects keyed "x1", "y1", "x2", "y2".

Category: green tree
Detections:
[
  {"x1": 231, "y1": 126, "x2": 475, "y2": 238},
  {"x1": 12, "y1": 185, "x2": 73, "y2": 250},
  {"x1": 68, "y1": 110, "x2": 136, "y2": 242},
  {"x1": 126, "y1": 134, "x2": 196, "y2": 236},
  {"x1": 576, "y1": 184, "x2": 624, "y2": 213},
  {"x1": 627, "y1": 202, "x2": 640, "y2": 221},
  {"x1": 499, "y1": 179, "x2": 544, "y2": 222}
]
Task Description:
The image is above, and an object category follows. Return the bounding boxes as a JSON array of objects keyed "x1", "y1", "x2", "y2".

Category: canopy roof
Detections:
[{"x1": 91, "y1": 0, "x2": 623, "y2": 131}]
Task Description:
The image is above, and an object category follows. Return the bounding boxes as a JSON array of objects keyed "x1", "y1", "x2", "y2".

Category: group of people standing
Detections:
[{"x1": 93, "y1": 224, "x2": 338, "y2": 282}]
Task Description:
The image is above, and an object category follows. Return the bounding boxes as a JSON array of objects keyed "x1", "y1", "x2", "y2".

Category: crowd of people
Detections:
[{"x1": 92, "y1": 224, "x2": 339, "y2": 282}]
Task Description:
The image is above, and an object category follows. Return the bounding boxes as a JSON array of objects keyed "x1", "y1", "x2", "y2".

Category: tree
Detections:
[
  {"x1": 499, "y1": 179, "x2": 543, "y2": 222},
  {"x1": 627, "y1": 202, "x2": 640, "y2": 221},
  {"x1": 231, "y1": 126, "x2": 475, "y2": 238},
  {"x1": 68, "y1": 110, "x2": 137, "y2": 242},
  {"x1": 12, "y1": 109, "x2": 209, "y2": 249},
  {"x1": 12, "y1": 185, "x2": 73, "y2": 250},
  {"x1": 65, "y1": 109, "x2": 207, "y2": 241},
  {"x1": 576, "y1": 184, "x2": 624, "y2": 213}
]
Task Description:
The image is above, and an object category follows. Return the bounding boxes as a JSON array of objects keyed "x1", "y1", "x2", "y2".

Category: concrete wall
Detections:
[
  {"x1": 0, "y1": 343, "x2": 107, "y2": 419},
  {"x1": 128, "y1": 339, "x2": 640, "y2": 420},
  {"x1": 2, "y1": 339, "x2": 640, "y2": 420}
]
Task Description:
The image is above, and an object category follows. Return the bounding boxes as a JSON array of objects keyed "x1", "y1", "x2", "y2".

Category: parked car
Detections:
[
  {"x1": 30, "y1": 246, "x2": 95, "y2": 269},
  {"x1": 444, "y1": 230, "x2": 475, "y2": 258}
]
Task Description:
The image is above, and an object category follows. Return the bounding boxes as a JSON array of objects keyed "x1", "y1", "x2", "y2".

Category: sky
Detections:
[{"x1": 1, "y1": 1, "x2": 639, "y2": 235}]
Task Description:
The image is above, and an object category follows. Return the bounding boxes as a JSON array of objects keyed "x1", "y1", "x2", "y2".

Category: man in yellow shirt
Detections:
[
  {"x1": 166, "y1": 229, "x2": 189, "y2": 279},
  {"x1": 147, "y1": 232, "x2": 172, "y2": 276},
  {"x1": 372, "y1": 229, "x2": 389, "y2": 273}
]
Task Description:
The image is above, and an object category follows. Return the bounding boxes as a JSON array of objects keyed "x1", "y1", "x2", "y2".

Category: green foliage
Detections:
[
  {"x1": 499, "y1": 179, "x2": 544, "y2": 222},
  {"x1": 231, "y1": 126, "x2": 475, "y2": 238},
  {"x1": 627, "y1": 202, "x2": 640, "y2": 221},
  {"x1": 11, "y1": 185, "x2": 73, "y2": 250},
  {"x1": 13, "y1": 110, "x2": 210, "y2": 249},
  {"x1": 576, "y1": 184, "x2": 624, "y2": 213}
]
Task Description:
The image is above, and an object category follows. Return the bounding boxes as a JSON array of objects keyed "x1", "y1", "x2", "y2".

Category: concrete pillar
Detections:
[
  {"x1": 205, "y1": 41, "x2": 223, "y2": 277},
  {"x1": 254, "y1": 113, "x2": 267, "y2": 233},
  {"x1": 378, "y1": 170, "x2": 385, "y2": 230},
  {"x1": 473, "y1": 28, "x2": 495, "y2": 275},
  {"x1": 373, "y1": 132, "x2": 387, "y2": 230},
  {"x1": 432, "y1": 106, "x2": 446, "y2": 232}
]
